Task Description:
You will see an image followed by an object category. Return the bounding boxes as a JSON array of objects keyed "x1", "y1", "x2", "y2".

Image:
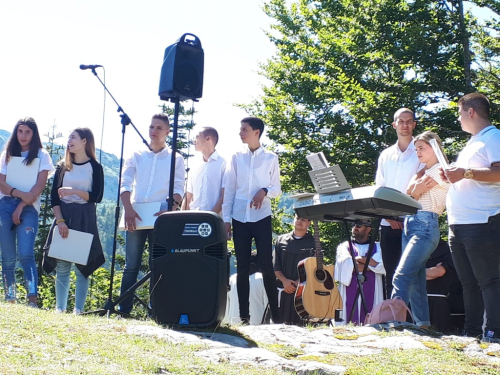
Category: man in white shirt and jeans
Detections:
[
  {"x1": 183, "y1": 127, "x2": 225, "y2": 213},
  {"x1": 118, "y1": 113, "x2": 185, "y2": 314},
  {"x1": 442, "y1": 93, "x2": 500, "y2": 343},
  {"x1": 375, "y1": 108, "x2": 423, "y2": 299},
  {"x1": 222, "y1": 117, "x2": 281, "y2": 324}
]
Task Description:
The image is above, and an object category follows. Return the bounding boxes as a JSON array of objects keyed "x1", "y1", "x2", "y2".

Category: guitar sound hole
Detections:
[{"x1": 315, "y1": 269, "x2": 327, "y2": 283}]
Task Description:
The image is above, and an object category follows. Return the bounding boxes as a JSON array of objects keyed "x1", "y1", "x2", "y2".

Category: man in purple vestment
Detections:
[{"x1": 334, "y1": 220, "x2": 386, "y2": 324}]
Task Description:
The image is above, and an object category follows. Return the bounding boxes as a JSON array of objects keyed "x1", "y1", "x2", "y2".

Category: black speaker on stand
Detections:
[
  {"x1": 159, "y1": 33, "x2": 204, "y2": 102},
  {"x1": 150, "y1": 211, "x2": 229, "y2": 327}
]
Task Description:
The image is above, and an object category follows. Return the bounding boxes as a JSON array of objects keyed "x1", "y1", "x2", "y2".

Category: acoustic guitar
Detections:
[{"x1": 294, "y1": 220, "x2": 342, "y2": 321}]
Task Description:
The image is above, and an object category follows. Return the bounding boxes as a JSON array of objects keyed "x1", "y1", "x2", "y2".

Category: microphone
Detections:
[{"x1": 80, "y1": 64, "x2": 103, "y2": 70}]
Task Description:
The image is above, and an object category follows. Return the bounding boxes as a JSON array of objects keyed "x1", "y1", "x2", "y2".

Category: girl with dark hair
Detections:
[
  {"x1": 43, "y1": 128, "x2": 105, "y2": 314},
  {"x1": 0, "y1": 117, "x2": 55, "y2": 307}
]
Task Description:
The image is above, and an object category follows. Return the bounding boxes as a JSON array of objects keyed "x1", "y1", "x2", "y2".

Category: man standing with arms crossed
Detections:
[
  {"x1": 183, "y1": 127, "x2": 225, "y2": 213},
  {"x1": 223, "y1": 117, "x2": 281, "y2": 324},
  {"x1": 119, "y1": 113, "x2": 185, "y2": 314},
  {"x1": 375, "y1": 108, "x2": 423, "y2": 298},
  {"x1": 442, "y1": 93, "x2": 500, "y2": 343}
]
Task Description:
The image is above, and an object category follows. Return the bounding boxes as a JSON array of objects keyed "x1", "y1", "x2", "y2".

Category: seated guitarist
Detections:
[
  {"x1": 273, "y1": 215, "x2": 315, "y2": 325},
  {"x1": 334, "y1": 220, "x2": 385, "y2": 325}
]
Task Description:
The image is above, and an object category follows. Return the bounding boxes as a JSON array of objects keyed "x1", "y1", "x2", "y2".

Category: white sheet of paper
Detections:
[
  {"x1": 429, "y1": 139, "x2": 449, "y2": 169},
  {"x1": 48, "y1": 228, "x2": 93, "y2": 265},
  {"x1": 119, "y1": 202, "x2": 162, "y2": 230},
  {"x1": 306, "y1": 152, "x2": 330, "y2": 170},
  {"x1": 428, "y1": 138, "x2": 456, "y2": 190},
  {"x1": 6, "y1": 157, "x2": 40, "y2": 192}
]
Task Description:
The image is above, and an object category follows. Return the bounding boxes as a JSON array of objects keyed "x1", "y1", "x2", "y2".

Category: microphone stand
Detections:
[{"x1": 83, "y1": 67, "x2": 151, "y2": 317}]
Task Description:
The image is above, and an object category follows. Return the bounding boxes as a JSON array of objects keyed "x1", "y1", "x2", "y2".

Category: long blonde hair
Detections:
[
  {"x1": 414, "y1": 131, "x2": 449, "y2": 164},
  {"x1": 64, "y1": 128, "x2": 97, "y2": 171}
]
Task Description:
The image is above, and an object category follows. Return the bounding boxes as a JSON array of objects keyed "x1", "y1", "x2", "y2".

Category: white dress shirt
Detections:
[
  {"x1": 375, "y1": 140, "x2": 423, "y2": 225},
  {"x1": 222, "y1": 146, "x2": 281, "y2": 223},
  {"x1": 120, "y1": 146, "x2": 185, "y2": 204},
  {"x1": 187, "y1": 151, "x2": 226, "y2": 211}
]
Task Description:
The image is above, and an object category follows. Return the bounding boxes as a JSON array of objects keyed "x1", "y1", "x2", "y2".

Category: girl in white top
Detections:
[
  {"x1": 392, "y1": 131, "x2": 450, "y2": 328},
  {"x1": 0, "y1": 117, "x2": 55, "y2": 307},
  {"x1": 43, "y1": 128, "x2": 105, "y2": 314}
]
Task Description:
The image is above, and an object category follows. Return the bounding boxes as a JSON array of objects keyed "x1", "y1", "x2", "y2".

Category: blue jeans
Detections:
[
  {"x1": 55, "y1": 260, "x2": 89, "y2": 312},
  {"x1": 449, "y1": 213, "x2": 500, "y2": 338},
  {"x1": 392, "y1": 211, "x2": 439, "y2": 327},
  {"x1": 118, "y1": 229, "x2": 154, "y2": 314},
  {"x1": 0, "y1": 197, "x2": 39, "y2": 301}
]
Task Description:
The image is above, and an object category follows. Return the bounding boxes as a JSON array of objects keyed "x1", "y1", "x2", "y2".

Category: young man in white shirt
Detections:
[
  {"x1": 118, "y1": 113, "x2": 185, "y2": 314},
  {"x1": 375, "y1": 108, "x2": 423, "y2": 299},
  {"x1": 183, "y1": 127, "x2": 225, "y2": 213},
  {"x1": 222, "y1": 117, "x2": 282, "y2": 324},
  {"x1": 442, "y1": 93, "x2": 500, "y2": 343}
]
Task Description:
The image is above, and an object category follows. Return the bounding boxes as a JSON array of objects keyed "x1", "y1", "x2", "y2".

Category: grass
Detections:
[
  {"x1": 0, "y1": 303, "x2": 282, "y2": 375},
  {"x1": 2, "y1": 302, "x2": 500, "y2": 375}
]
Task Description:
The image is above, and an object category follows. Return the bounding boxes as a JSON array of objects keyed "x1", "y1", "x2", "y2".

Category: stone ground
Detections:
[{"x1": 127, "y1": 322, "x2": 500, "y2": 374}]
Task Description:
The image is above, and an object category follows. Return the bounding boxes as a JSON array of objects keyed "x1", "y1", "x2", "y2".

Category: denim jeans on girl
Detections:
[
  {"x1": 0, "y1": 197, "x2": 39, "y2": 301},
  {"x1": 392, "y1": 211, "x2": 440, "y2": 327},
  {"x1": 55, "y1": 260, "x2": 89, "y2": 312}
]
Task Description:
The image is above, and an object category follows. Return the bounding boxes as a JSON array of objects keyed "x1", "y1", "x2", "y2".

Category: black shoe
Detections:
[
  {"x1": 240, "y1": 317, "x2": 250, "y2": 326},
  {"x1": 483, "y1": 330, "x2": 500, "y2": 344}
]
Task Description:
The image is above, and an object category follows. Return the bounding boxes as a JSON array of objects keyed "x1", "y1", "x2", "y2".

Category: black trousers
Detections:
[
  {"x1": 380, "y1": 225, "x2": 403, "y2": 299},
  {"x1": 233, "y1": 216, "x2": 279, "y2": 321}
]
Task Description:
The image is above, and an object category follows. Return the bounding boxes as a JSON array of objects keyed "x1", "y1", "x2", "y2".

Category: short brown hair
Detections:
[
  {"x1": 152, "y1": 113, "x2": 170, "y2": 127},
  {"x1": 458, "y1": 93, "x2": 490, "y2": 119},
  {"x1": 393, "y1": 108, "x2": 415, "y2": 122},
  {"x1": 201, "y1": 127, "x2": 219, "y2": 146}
]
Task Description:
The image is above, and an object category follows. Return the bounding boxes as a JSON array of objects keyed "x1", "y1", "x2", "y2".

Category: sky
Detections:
[{"x1": 0, "y1": 0, "x2": 275, "y2": 171}]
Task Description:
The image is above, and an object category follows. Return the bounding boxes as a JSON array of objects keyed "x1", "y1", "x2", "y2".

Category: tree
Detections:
[
  {"x1": 36, "y1": 125, "x2": 64, "y2": 308},
  {"x1": 244, "y1": 0, "x2": 500, "y2": 256}
]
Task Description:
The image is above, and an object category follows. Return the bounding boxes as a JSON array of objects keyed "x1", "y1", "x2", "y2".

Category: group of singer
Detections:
[
  {"x1": 0, "y1": 92, "x2": 499, "y2": 342},
  {"x1": 0, "y1": 113, "x2": 282, "y2": 323}
]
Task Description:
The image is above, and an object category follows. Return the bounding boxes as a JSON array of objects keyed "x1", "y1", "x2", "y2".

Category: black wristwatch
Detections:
[{"x1": 262, "y1": 188, "x2": 268, "y2": 195}]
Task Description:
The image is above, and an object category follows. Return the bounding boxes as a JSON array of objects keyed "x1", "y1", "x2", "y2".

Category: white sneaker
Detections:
[
  {"x1": 55, "y1": 308, "x2": 65, "y2": 313},
  {"x1": 73, "y1": 308, "x2": 83, "y2": 315}
]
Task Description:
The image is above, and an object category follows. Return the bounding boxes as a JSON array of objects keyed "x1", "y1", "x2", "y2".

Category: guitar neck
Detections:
[{"x1": 313, "y1": 220, "x2": 324, "y2": 270}]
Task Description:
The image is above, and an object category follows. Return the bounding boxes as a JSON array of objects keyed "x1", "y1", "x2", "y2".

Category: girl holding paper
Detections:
[
  {"x1": 392, "y1": 131, "x2": 450, "y2": 329},
  {"x1": 43, "y1": 128, "x2": 104, "y2": 314},
  {"x1": 0, "y1": 117, "x2": 55, "y2": 307}
]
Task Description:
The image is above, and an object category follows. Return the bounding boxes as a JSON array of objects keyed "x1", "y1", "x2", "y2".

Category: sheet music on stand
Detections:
[{"x1": 306, "y1": 152, "x2": 330, "y2": 171}]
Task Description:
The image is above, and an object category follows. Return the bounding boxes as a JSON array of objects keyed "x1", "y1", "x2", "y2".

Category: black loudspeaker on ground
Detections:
[
  {"x1": 158, "y1": 33, "x2": 204, "y2": 101},
  {"x1": 150, "y1": 211, "x2": 228, "y2": 327}
]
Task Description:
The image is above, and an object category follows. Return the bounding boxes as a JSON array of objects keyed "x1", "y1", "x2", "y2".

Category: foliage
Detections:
[
  {"x1": 159, "y1": 102, "x2": 196, "y2": 160},
  {"x1": 244, "y1": 0, "x2": 500, "y2": 249},
  {"x1": 34, "y1": 126, "x2": 64, "y2": 305}
]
